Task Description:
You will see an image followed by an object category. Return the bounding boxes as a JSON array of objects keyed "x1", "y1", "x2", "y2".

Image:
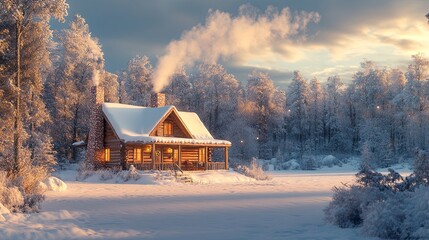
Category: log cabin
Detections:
[{"x1": 85, "y1": 86, "x2": 231, "y2": 171}]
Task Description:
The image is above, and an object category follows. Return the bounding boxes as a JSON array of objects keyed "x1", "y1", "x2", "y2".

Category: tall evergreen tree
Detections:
[{"x1": 286, "y1": 71, "x2": 309, "y2": 158}]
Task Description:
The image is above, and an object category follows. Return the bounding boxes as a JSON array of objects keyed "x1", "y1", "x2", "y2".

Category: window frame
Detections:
[
  {"x1": 134, "y1": 148, "x2": 142, "y2": 162},
  {"x1": 164, "y1": 121, "x2": 173, "y2": 136},
  {"x1": 105, "y1": 148, "x2": 110, "y2": 162}
]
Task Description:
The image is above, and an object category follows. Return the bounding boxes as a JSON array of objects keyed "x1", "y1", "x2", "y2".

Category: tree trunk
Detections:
[{"x1": 13, "y1": 21, "x2": 22, "y2": 174}]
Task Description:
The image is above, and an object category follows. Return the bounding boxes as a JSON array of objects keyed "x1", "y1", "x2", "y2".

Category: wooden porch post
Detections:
[
  {"x1": 151, "y1": 143, "x2": 156, "y2": 170},
  {"x1": 160, "y1": 146, "x2": 164, "y2": 170},
  {"x1": 224, "y1": 147, "x2": 229, "y2": 170},
  {"x1": 205, "y1": 146, "x2": 208, "y2": 170},
  {"x1": 178, "y1": 145, "x2": 182, "y2": 168}
]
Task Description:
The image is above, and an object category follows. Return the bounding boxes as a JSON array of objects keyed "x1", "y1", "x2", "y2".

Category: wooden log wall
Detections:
[
  {"x1": 154, "y1": 114, "x2": 188, "y2": 138},
  {"x1": 181, "y1": 147, "x2": 199, "y2": 162},
  {"x1": 104, "y1": 120, "x2": 121, "y2": 166},
  {"x1": 124, "y1": 144, "x2": 153, "y2": 165}
]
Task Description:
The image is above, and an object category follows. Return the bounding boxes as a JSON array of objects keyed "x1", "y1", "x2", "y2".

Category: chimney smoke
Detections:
[{"x1": 152, "y1": 4, "x2": 320, "y2": 92}]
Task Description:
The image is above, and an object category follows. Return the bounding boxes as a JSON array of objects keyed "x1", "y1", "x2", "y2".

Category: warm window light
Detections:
[
  {"x1": 164, "y1": 147, "x2": 173, "y2": 154},
  {"x1": 104, "y1": 148, "x2": 110, "y2": 161},
  {"x1": 164, "y1": 122, "x2": 173, "y2": 136},
  {"x1": 143, "y1": 145, "x2": 152, "y2": 153},
  {"x1": 134, "y1": 148, "x2": 142, "y2": 161}
]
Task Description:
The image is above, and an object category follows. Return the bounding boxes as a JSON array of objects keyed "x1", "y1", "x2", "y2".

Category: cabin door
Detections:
[
  {"x1": 155, "y1": 149, "x2": 162, "y2": 170},
  {"x1": 173, "y1": 148, "x2": 179, "y2": 166}
]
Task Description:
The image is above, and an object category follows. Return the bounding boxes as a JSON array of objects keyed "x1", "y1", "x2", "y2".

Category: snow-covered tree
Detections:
[
  {"x1": 308, "y1": 78, "x2": 324, "y2": 153},
  {"x1": 349, "y1": 61, "x2": 393, "y2": 166},
  {"x1": 0, "y1": 0, "x2": 68, "y2": 212},
  {"x1": 117, "y1": 71, "x2": 130, "y2": 104},
  {"x1": 0, "y1": 0, "x2": 68, "y2": 173},
  {"x1": 324, "y1": 75, "x2": 346, "y2": 151},
  {"x1": 191, "y1": 63, "x2": 240, "y2": 138},
  {"x1": 123, "y1": 55, "x2": 153, "y2": 106},
  {"x1": 45, "y1": 15, "x2": 104, "y2": 161},
  {"x1": 102, "y1": 71, "x2": 119, "y2": 103},
  {"x1": 403, "y1": 54, "x2": 429, "y2": 150},
  {"x1": 246, "y1": 70, "x2": 285, "y2": 159},
  {"x1": 164, "y1": 68, "x2": 192, "y2": 111},
  {"x1": 390, "y1": 69, "x2": 407, "y2": 154},
  {"x1": 286, "y1": 71, "x2": 309, "y2": 158}
]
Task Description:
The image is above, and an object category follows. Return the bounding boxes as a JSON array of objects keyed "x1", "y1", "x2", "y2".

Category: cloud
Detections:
[
  {"x1": 374, "y1": 35, "x2": 421, "y2": 51},
  {"x1": 59, "y1": 0, "x2": 429, "y2": 87}
]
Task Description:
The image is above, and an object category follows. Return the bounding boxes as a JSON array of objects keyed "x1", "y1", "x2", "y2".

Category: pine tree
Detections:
[
  {"x1": 286, "y1": 71, "x2": 309, "y2": 158},
  {"x1": 325, "y1": 75, "x2": 346, "y2": 151},
  {"x1": 308, "y1": 78, "x2": 324, "y2": 153}
]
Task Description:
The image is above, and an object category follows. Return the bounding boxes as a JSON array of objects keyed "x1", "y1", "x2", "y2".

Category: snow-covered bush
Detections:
[
  {"x1": 235, "y1": 158, "x2": 271, "y2": 180},
  {"x1": 99, "y1": 170, "x2": 115, "y2": 181},
  {"x1": 320, "y1": 155, "x2": 341, "y2": 168},
  {"x1": 402, "y1": 186, "x2": 429, "y2": 239},
  {"x1": 281, "y1": 159, "x2": 300, "y2": 170},
  {"x1": 361, "y1": 186, "x2": 429, "y2": 239},
  {"x1": 120, "y1": 165, "x2": 142, "y2": 182},
  {"x1": 325, "y1": 168, "x2": 401, "y2": 228},
  {"x1": 44, "y1": 177, "x2": 67, "y2": 192},
  {"x1": 76, "y1": 160, "x2": 95, "y2": 181},
  {"x1": 0, "y1": 172, "x2": 24, "y2": 212},
  {"x1": 325, "y1": 185, "x2": 388, "y2": 228},
  {"x1": 362, "y1": 192, "x2": 406, "y2": 239},
  {"x1": 413, "y1": 149, "x2": 429, "y2": 184},
  {"x1": 326, "y1": 153, "x2": 429, "y2": 239},
  {"x1": 299, "y1": 157, "x2": 317, "y2": 170}
]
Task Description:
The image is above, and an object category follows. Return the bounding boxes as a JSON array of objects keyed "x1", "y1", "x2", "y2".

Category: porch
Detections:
[
  {"x1": 135, "y1": 162, "x2": 227, "y2": 171},
  {"x1": 124, "y1": 143, "x2": 229, "y2": 171}
]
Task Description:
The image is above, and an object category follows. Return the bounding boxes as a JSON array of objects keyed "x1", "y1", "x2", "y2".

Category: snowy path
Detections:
[{"x1": 1, "y1": 171, "x2": 378, "y2": 239}]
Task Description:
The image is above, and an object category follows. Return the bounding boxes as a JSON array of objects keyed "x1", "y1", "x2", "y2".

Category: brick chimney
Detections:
[
  {"x1": 86, "y1": 85, "x2": 105, "y2": 165},
  {"x1": 151, "y1": 93, "x2": 165, "y2": 108}
]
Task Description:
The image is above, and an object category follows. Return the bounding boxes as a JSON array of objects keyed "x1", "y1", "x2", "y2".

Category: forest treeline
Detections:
[{"x1": 2, "y1": 6, "x2": 429, "y2": 177}]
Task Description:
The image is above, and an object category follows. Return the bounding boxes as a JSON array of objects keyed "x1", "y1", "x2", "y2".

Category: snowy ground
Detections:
[{"x1": 0, "y1": 163, "x2": 411, "y2": 240}]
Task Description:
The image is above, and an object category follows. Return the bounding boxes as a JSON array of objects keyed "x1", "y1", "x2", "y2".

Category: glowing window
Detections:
[
  {"x1": 164, "y1": 122, "x2": 173, "y2": 136},
  {"x1": 143, "y1": 145, "x2": 152, "y2": 153},
  {"x1": 199, "y1": 148, "x2": 205, "y2": 161},
  {"x1": 104, "y1": 148, "x2": 110, "y2": 161},
  {"x1": 134, "y1": 148, "x2": 142, "y2": 161}
]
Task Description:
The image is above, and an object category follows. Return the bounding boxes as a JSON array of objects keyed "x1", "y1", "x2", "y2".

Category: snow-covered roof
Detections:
[{"x1": 102, "y1": 103, "x2": 231, "y2": 146}]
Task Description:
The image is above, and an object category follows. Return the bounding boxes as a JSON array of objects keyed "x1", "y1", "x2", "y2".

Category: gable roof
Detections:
[{"x1": 102, "y1": 103, "x2": 231, "y2": 146}]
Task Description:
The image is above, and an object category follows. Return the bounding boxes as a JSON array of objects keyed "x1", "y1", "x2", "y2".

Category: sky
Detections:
[{"x1": 55, "y1": 0, "x2": 429, "y2": 88}]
